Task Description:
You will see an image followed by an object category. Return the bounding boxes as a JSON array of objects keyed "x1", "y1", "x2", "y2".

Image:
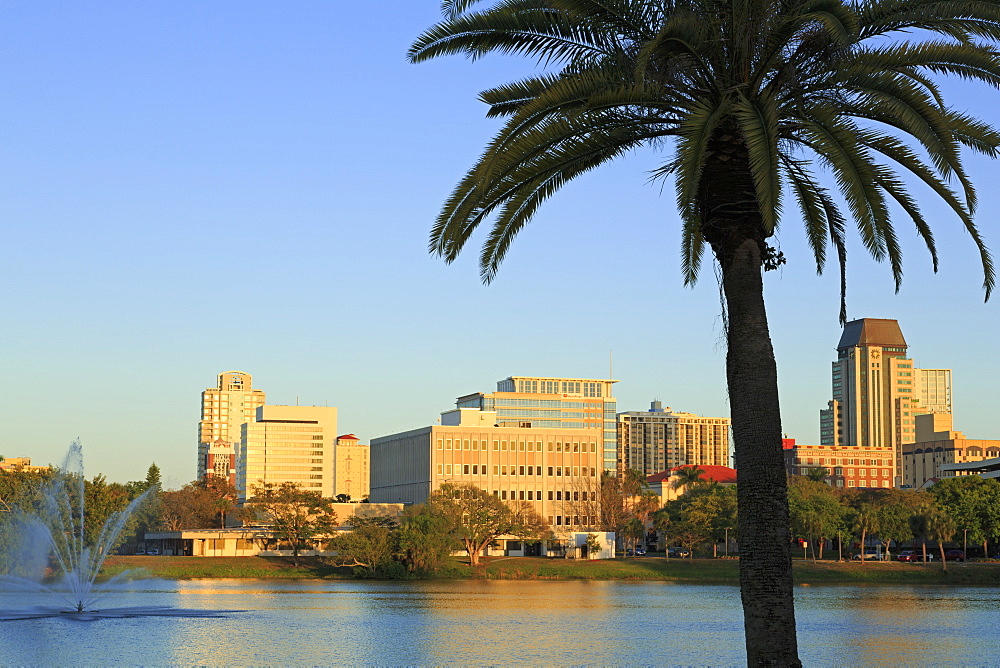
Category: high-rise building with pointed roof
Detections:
[
  {"x1": 819, "y1": 318, "x2": 952, "y2": 485},
  {"x1": 198, "y1": 371, "x2": 266, "y2": 485}
]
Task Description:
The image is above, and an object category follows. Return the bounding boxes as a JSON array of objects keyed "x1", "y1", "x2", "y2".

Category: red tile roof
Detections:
[
  {"x1": 337, "y1": 433, "x2": 359, "y2": 441},
  {"x1": 647, "y1": 465, "x2": 737, "y2": 485}
]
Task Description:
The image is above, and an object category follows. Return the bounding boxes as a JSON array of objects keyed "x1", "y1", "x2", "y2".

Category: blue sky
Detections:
[{"x1": 1, "y1": 2, "x2": 997, "y2": 488}]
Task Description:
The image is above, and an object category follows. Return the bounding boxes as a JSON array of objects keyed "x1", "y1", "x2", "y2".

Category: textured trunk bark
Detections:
[{"x1": 721, "y1": 238, "x2": 800, "y2": 666}]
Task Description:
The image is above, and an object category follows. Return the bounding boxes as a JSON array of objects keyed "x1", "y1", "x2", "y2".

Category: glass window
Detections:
[
  {"x1": 446, "y1": 440, "x2": 452, "y2": 450},
  {"x1": 437, "y1": 440, "x2": 443, "y2": 450}
]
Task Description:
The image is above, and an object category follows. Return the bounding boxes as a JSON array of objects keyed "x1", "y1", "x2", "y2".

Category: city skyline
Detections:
[{"x1": 2, "y1": 2, "x2": 997, "y2": 488}]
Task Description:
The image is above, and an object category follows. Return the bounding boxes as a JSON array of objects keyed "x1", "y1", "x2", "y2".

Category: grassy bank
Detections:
[{"x1": 102, "y1": 555, "x2": 1000, "y2": 585}]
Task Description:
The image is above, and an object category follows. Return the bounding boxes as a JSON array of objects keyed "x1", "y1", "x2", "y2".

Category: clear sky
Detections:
[{"x1": 1, "y1": 2, "x2": 997, "y2": 489}]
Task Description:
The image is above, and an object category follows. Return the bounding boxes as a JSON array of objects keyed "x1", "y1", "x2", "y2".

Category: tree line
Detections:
[{"x1": 659, "y1": 470, "x2": 1000, "y2": 568}]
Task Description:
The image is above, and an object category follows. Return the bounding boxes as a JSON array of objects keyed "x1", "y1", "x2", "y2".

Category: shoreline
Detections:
[{"x1": 101, "y1": 555, "x2": 1000, "y2": 586}]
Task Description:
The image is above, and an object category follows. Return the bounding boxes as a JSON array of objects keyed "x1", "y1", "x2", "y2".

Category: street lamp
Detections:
[{"x1": 963, "y1": 528, "x2": 969, "y2": 557}]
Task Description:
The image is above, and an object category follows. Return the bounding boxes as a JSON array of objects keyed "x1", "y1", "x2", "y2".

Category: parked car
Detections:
[
  {"x1": 852, "y1": 550, "x2": 886, "y2": 561},
  {"x1": 625, "y1": 547, "x2": 647, "y2": 557},
  {"x1": 944, "y1": 550, "x2": 966, "y2": 562},
  {"x1": 897, "y1": 550, "x2": 934, "y2": 562},
  {"x1": 145, "y1": 548, "x2": 160, "y2": 556},
  {"x1": 667, "y1": 547, "x2": 691, "y2": 558}
]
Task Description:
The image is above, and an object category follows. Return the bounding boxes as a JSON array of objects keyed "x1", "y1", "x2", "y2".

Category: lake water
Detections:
[{"x1": 2, "y1": 579, "x2": 998, "y2": 665}]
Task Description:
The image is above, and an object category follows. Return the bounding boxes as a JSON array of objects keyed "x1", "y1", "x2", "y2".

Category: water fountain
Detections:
[{"x1": 0, "y1": 441, "x2": 238, "y2": 620}]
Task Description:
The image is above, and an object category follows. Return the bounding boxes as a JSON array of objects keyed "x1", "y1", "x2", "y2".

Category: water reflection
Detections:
[{"x1": 2, "y1": 579, "x2": 997, "y2": 665}]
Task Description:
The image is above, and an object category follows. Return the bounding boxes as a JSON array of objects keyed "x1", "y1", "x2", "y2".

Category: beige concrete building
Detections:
[
  {"x1": 783, "y1": 438, "x2": 895, "y2": 489},
  {"x1": 455, "y1": 375, "x2": 618, "y2": 471},
  {"x1": 0, "y1": 457, "x2": 51, "y2": 473},
  {"x1": 617, "y1": 401, "x2": 730, "y2": 475},
  {"x1": 334, "y1": 434, "x2": 370, "y2": 501},
  {"x1": 144, "y1": 503, "x2": 404, "y2": 556},
  {"x1": 198, "y1": 371, "x2": 266, "y2": 485},
  {"x1": 818, "y1": 318, "x2": 950, "y2": 484},
  {"x1": 237, "y1": 405, "x2": 337, "y2": 502},
  {"x1": 901, "y1": 413, "x2": 1000, "y2": 488},
  {"x1": 370, "y1": 409, "x2": 602, "y2": 534}
]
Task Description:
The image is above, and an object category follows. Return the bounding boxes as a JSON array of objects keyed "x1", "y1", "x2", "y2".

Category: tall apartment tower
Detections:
[
  {"x1": 617, "y1": 401, "x2": 731, "y2": 476},
  {"x1": 198, "y1": 371, "x2": 266, "y2": 485},
  {"x1": 236, "y1": 405, "x2": 337, "y2": 502},
  {"x1": 455, "y1": 375, "x2": 618, "y2": 471},
  {"x1": 819, "y1": 319, "x2": 924, "y2": 483}
]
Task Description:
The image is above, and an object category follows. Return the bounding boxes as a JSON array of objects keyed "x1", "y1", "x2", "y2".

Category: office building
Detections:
[
  {"x1": 783, "y1": 438, "x2": 895, "y2": 489},
  {"x1": 198, "y1": 371, "x2": 266, "y2": 485},
  {"x1": 236, "y1": 405, "x2": 337, "y2": 502},
  {"x1": 455, "y1": 375, "x2": 618, "y2": 470},
  {"x1": 370, "y1": 408, "x2": 602, "y2": 534},
  {"x1": 818, "y1": 318, "x2": 952, "y2": 484},
  {"x1": 334, "y1": 434, "x2": 370, "y2": 501},
  {"x1": 901, "y1": 413, "x2": 1000, "y2": 487},
  {"x1": 617, "y1": 400, "x2": 730, "y2": 475},
  {"x1": 917, "y1": 369, "x2": 953, "y2": 414}
]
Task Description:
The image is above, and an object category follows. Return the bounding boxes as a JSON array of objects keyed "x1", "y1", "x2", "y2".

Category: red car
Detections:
[
  {"x1": 944, "y1": 550, "x2": 966, "y2": 562},
  {"x1": 897, "y1": 550, "x2": 933, "y2": 562}
]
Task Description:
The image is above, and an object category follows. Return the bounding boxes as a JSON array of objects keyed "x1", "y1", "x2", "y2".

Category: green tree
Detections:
[
  {"x1": 911, "y1": 505, "x2": 956, "y2": 571},
  {"x1": 805, "y1": 467, "x2": 830, "y2": 483},
  {"x1": 788, "y1": 478, "x2": 844, "y2": 561},
  {"x1": 83, "y1": 474, "x2": 134, "y2": 550},
  {"x1": 868, "y1": 489, "x2": 924, "y2": 558},
  {"x1": 332, "y1": 516, "x2": 397, "y2": 576},
  {"x1": 929, "y1": 476, "x2": 1000, "y2": 557},
  {"x1": 410, "y1": 3, "x2": 1000, "y2": 663},
  {"x1": 851, "y1": 502, "x2": 880, "y2": 563},
  {"x1": 671, "y1": 465, "x2": 708, "y2": 491},
  {"x1": 600, "y1": 470, "x2": 660, "y2": 549},
  {"x1": 244, "y1": 482, "x2": 339, "y2": 566},
  {"x1": 395, "y1": 503, "x2": 460, "y2": 573},
  {"x1": 129, "y1": 463, "x2": 163, "y2": 546},
  {"x1": 429, "y1": 483, "x2": 548, "y2": 567},
  {"x1": 160, "y1": 478, "x2": 239, "y2": 531}
]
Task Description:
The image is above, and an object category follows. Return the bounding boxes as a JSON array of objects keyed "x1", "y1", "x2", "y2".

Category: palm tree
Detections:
[
  {"x1": 410, "y1": 1, "x2": 1000, "y2": 663},
  {"x1": 806, "y1": 467, "x2": 830, "y2": 483},
  {"x1": 671, "y1": 465, "x2": 708, "y2": 490},
  {"x1": 914, "y1": 506, "x2": 957, "y2": 571}
]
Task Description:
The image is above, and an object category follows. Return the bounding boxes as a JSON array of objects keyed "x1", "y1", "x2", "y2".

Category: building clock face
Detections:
[{"x1": 871, "y1": 350, "x2": 880, "y2": 359}]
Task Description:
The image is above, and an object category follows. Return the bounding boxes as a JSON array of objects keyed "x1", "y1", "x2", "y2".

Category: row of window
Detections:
[
  {"x1": 437, "y1": 463, "x2": 598, "y2": 477},
  {"x1": 798, "y1": 457, "x2": 891, "y2": 466},
  {"x1": 491, "y1": 489, "x2": 595, "y2": 502},
  {"x1": 437, "y1": 439, "x2": 598, "y2": 453}
]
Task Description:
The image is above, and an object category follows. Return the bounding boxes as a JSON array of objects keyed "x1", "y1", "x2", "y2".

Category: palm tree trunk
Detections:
[{"x1": 721, "y1": 237, "x2": 800, "y2": 666}]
